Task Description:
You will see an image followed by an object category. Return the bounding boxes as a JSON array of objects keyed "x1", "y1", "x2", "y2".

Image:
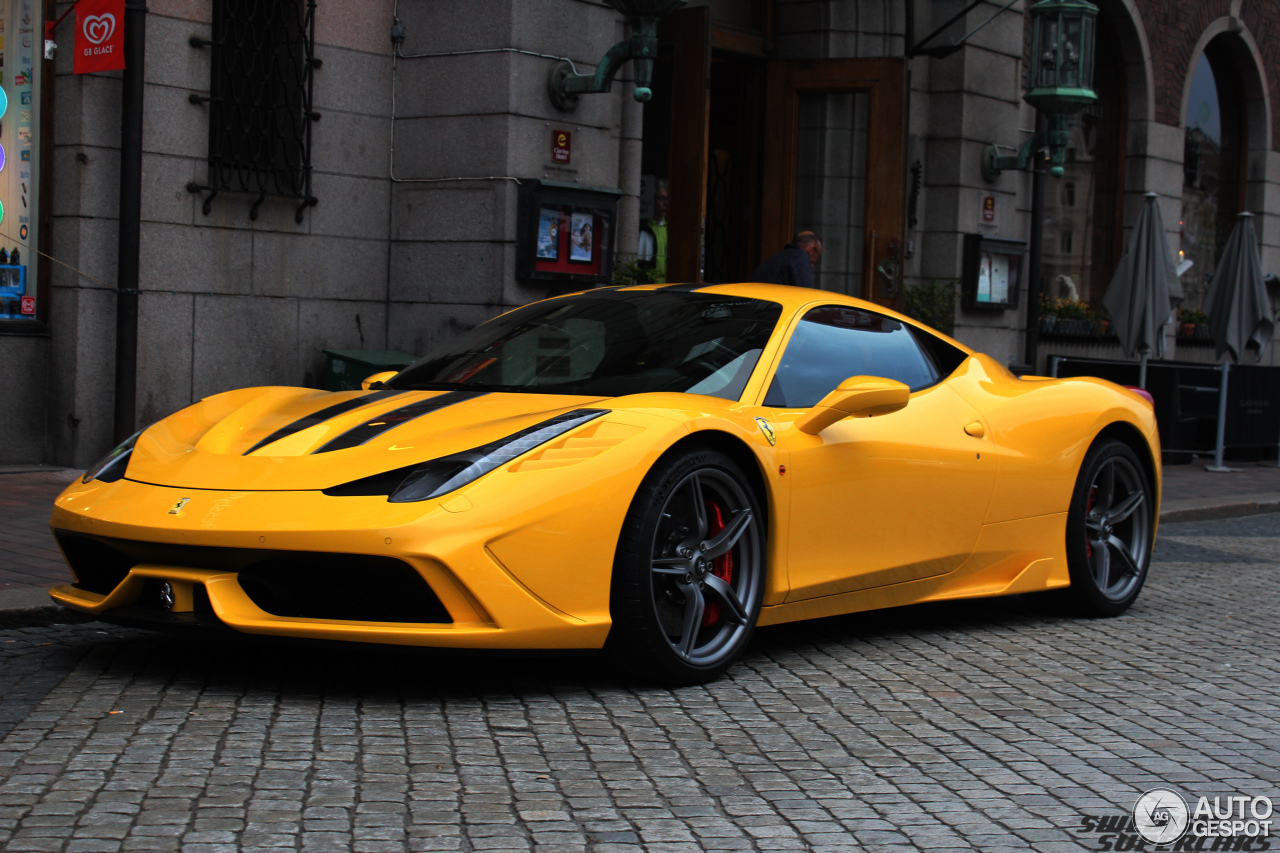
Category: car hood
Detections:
[{"x1": 126, "y1": 386, "x2": 612, "y2": 491}]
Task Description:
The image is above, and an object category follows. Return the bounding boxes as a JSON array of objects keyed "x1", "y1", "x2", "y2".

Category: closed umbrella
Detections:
[
  {"x1": 1201, "y1": 211, "x2": 1275, "y2": 473},
  {"x1": 1204, "y1": 212, "x2": 1274, "y2": 362},
  {"x1": 1103, "y1": 193, "x2": 1183, "y2": 387}
]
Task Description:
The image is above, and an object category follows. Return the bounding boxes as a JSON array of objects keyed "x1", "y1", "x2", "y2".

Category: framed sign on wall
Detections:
[
  {"x1": 962, "y1": 234, "x2": 1025, "y2": 311},
  {"x1": 517, "y1": 181, "x2": 621, "y2": 287}
]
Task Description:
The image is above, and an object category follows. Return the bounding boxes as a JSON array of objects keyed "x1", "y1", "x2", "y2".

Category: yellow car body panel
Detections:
[
  {"x1": 770, "y1": 380, "x2": 996, "y2": 600},
  {"x1": 49, "y1": 283, "x2": 1161, "y2": 655},
  {"x1": 130, "y1": 389, "x2": 611, "y2": 491}
]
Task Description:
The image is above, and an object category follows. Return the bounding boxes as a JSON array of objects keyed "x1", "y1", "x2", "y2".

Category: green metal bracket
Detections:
[
  {"x1": 981, "y1": 112, "x2": 1073, "y2": 181},
  {"x1": 548, "y1": 17, "x2": 660, "y2": 111}
]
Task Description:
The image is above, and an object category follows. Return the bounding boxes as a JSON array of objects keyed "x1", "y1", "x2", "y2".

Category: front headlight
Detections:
[
  {"x1": 81, "y1": 426, "x2": 147, "y2": 484},
  {"x1": 323, "y1": 409, "x2": 609, "y2": 502}
]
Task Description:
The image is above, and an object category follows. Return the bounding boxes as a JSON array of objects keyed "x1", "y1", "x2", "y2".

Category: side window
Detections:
[{"x1": 764, "y1": 305, "x2": 940, "y2": 407}]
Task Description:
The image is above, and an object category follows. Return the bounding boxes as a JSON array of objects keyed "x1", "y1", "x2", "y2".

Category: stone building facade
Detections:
[{"x1": 2, "y1": 0, "x2": 1278, "y2": 467}]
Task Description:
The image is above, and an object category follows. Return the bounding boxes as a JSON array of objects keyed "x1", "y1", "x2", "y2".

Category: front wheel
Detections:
[
  {"x1": 1061, "y1": 439, "x2": 1154, "y2": 616},
  {"x1": 607, "y1": 447, "x2": 765, "y2": 685}
]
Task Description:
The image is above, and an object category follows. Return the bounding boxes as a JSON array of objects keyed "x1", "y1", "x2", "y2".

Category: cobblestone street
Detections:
[{"x1": 0, "y1": 514, "x2": 1277, "y2": 852}]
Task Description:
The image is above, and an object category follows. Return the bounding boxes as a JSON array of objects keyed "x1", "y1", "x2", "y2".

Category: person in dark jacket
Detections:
[{"x1": 751, "y1": 231, "x2": 822, "y2": 287}]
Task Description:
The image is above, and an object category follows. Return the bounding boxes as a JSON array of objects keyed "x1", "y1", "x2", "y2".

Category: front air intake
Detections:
[{"x1": 52, "y1": 530, "x2": 452, "y2": 624}]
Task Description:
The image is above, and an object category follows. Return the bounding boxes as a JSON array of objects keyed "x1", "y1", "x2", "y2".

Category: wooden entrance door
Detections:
[
  {"x1": 661, "y1": 7, "x2": 711, "y2": 284},
  {"x1": 761, "y1": 59, "x2": 907, "y2": 309}
]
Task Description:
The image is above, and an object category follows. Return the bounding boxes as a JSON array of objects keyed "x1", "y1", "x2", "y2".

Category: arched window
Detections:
[
  {"x1": 1180, "y1": 39, "x2": 1244, "y2": 311},
  {"x1": 1040, "y1": 18, "x2": 1125, "y2": 307}
]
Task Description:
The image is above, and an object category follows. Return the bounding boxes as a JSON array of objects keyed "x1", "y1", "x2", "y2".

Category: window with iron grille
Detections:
[{"x1": 191, "y1": 0, "x2": 320, "y2": 222}]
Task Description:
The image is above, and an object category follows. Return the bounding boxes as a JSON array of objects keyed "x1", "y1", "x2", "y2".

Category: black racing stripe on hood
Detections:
[
  {"x1": 313, "y1": 390, "x2": 488, "y2": 454},
  {"x1": 243, "y1": 389, "x2": 405, "y2": 456}
]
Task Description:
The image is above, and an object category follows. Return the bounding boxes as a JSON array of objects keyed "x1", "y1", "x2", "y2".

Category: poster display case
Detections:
[
  {"x1": 961, "y1": 234, "x2": 1024, "y2": 311},
  {"x1": 517, "y1": 180, "x2": 620, "y2": 287}
]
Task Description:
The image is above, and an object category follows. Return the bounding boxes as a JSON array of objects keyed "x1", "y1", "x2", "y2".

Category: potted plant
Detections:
[
  {"x1": 903, "y1": 278, "x2": 959, "y2": 335},
  {"x1": 612, "y1": 259, "x2": 663, "y2": 288},
  {"x1": 1051, "y1": 298, "x2": 1091, "y2": 335},
  {"x1": 1038, "y1": 294, "x2": 1058, "y2": 332},
  {"x1": 1087, "y1": 304, "x2": 1111, "y2": 337},
  {"x1": 1178, "y1": 307, "x2": 1208, "y2": 338}
]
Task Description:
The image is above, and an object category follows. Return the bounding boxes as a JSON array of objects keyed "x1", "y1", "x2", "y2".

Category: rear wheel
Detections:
[
  {"x1": 1062, "y1": 439, "x2": 1153, "y2": 616},
  {"x1": 608, "y1": 447, "x2": 765, "y2": 685}
]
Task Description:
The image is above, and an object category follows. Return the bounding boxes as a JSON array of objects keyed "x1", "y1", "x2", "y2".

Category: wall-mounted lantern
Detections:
[
  {"x1": 982, "y1": 0, "x2": 1098, "y2": 180},
  {"x1": 548, "y1": 0, "x2": 687, "y2": 111}
]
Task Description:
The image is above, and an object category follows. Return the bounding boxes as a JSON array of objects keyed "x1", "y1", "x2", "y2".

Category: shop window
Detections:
[
  {"x1": 0, "y1": 0, "x2": 43, "y2": 326},
  {"x1": 1180, "y1": 40, "x2": 1244, "y2": 312},
  {"x1": 1039, "y1": 18, "x2": 1124, "y2": 307},
  {"x1": 198, "y1": 0, "x2": 319, "y2": 221}
]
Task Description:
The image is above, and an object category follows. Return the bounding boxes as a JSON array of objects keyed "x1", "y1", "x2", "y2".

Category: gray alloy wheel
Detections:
[
  {"x1": 608, "y1": 447, "x2": 765, "y2": 684},
  {"x1": 1063, "y1": 439, "x2": 1153, "y2": 616}
]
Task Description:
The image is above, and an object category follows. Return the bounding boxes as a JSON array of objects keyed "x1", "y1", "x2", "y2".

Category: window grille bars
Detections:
[{"x1": 188, "y1": 0, "x2": 321, "y2": 223}]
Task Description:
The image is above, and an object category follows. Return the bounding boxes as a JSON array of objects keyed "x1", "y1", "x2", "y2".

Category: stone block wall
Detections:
[
  {"x1": 386, "y1": 0, "x2": 637, "y2": 357},
  {"x1": 38, "y1": 0, "x2": 640, "y2": 467},
  {"x1": 44, "y1": 0, "x2": 400, "y2": 465}
]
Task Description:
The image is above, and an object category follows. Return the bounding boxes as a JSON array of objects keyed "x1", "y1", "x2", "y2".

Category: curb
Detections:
[
  {"x1": 0, "y1": 586, "x2": 90, "y2": 629},
  {"x1": 0, "y1": 465, "x2": 83, "y2": 479},
  {"x1": 1159, "y1": 499, "x2": 1280, "y2": 524}
]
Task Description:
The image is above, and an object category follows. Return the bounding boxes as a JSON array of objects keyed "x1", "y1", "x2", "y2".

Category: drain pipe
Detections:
[{"x1": 113, "y1": 0, "x2": 147, "y2": 444}]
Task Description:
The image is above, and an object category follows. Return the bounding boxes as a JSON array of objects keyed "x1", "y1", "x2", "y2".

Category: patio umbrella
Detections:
[
  {"x1": 1103, "y1": 193, "x2": 1183, "y2": 387},
  {"x1": 1200, "y1": 212, "x2": 1274, "y2": 473},
  {"x1": 1204, "y1": 212, "x2": 1274, "y2": 363}
]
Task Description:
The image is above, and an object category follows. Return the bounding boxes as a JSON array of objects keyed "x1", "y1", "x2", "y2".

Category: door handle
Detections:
[
  {"x1": 877, "y1": 241, "x2": 899, "y2": 296},
  {"x1": 963, "y1": 421, "x2": 986, "y2": 438}
]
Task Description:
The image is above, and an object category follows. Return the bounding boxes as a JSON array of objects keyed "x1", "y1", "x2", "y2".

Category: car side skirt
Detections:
[{"x1": 757, "y1": 512, "x2": 1070, "y2": 626}]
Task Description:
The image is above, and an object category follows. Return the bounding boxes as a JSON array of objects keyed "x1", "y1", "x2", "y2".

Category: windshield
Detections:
[{"x1": 389, "y1": 290, "x2": 783, "y2": 399}]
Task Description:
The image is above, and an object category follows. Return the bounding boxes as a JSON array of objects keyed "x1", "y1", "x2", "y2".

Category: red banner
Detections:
[{"x1": 74, "y1": 0, "x2": 126, "y2": 74}]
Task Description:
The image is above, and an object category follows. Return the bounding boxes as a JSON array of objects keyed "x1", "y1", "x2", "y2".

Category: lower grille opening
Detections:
[
  {"x1": 193, "y1": 584, "x2": 214, "y2": 616},
  {"x1": 53, "y1": 530, "x2": 452, "y2": 623},
  {"x1": 237, "y1": 555, "x2": 452, "y2": 623},
  {"x1": 56, "y1": 531, "x2": 134, "y2": 595}
]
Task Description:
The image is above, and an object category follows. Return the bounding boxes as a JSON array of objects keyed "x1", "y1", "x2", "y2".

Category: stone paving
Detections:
[
  {"x1": 0, "y1": 513, "x2": 1277, "y2": 852},
  {"x1": 0, "y1": 470, "x2": 80, "y2": 591}
]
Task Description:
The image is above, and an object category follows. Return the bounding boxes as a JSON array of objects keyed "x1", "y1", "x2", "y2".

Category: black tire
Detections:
[
  {"x1": 607, "y1": 447, "x2": 766, "y2": 685},
  {"x1": 1061, "y1": 438, "x2": 1154, "y2": 616}
]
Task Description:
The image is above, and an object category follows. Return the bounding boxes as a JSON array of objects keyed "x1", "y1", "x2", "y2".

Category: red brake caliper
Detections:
[{"x1": 702, "y1": 501, "x2": 735, "y2": 627}]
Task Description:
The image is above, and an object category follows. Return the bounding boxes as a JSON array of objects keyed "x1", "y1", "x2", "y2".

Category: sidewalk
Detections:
[{"x1": 2, "y1": 457, "x2": 1278, "y2": 618}]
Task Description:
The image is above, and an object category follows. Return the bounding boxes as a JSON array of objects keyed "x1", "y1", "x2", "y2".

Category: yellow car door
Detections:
[{"x1": 757, "y1": 304, "x2": 997, "y2": 601}]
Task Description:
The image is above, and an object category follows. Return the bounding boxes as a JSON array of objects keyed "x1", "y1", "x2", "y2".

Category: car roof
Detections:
[{"x1": 601, "y1": 282, "x2": 975, "y2": 356}]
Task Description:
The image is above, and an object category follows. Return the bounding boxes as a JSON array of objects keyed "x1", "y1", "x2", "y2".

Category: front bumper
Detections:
[{"x1": 49, "y1": 476, "x2": 620, "y2": 650}]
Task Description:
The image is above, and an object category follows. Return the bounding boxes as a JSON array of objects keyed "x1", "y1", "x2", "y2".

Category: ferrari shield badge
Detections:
[
  {"x1": 754, "y1": 417, "x2": 776, "y2": 446},
  {"x1": 168, "y1": 498, "x2": 191, "y2": 515}
]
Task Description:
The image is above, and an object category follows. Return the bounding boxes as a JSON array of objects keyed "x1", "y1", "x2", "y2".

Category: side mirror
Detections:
[
  {"x1": 361, "y1": 371, "x2": 398, "y2": 391},
  {"x1": 795, "y1": 375, "x2": 910, "y2": 435}
]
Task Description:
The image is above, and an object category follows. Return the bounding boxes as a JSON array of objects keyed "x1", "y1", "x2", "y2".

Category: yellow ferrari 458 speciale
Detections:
[{"x1": 49, "y1": 283, "x2": 1160, "y2": 684}]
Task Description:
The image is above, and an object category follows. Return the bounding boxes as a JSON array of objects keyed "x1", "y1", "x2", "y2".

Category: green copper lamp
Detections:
[{"x1": 983, "y1": 0, "x2": 1098, "y2": 180}]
